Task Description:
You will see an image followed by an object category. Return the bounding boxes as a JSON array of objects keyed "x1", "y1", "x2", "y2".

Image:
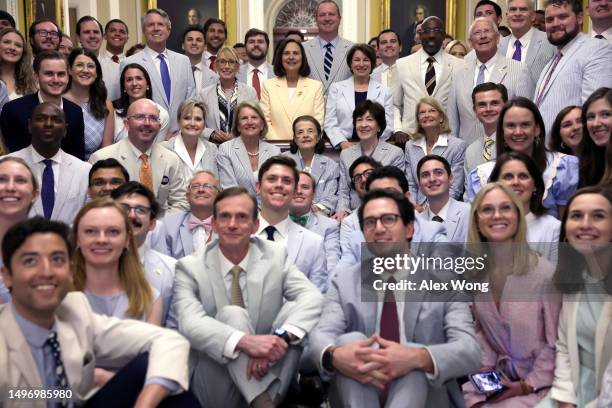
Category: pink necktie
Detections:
[{"x1": 188, "y1": 214, "x2": 212, "y2": 233}]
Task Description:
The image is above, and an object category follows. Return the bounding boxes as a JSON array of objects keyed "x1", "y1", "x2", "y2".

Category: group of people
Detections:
[{"x1": 0, "y1": 0, "x2": 612, "y2": 407}]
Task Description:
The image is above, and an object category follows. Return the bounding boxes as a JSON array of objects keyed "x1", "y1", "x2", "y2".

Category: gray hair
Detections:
[
  {"x1": 468, "y1": 17, "x2": 499, "y2": 38},
  {"x1": 141, "y1": 8, "x2": 171, "y2": 30}
]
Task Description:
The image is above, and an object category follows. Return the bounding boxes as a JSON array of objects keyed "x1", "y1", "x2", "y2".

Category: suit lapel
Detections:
[
  {"x1": 151, "y1": 145, "x2": 168, "y2": 195},
  {"x1": 310, "y1": 154, "x2": 325, "y2": 181},
  {"x1": 595, "y1": 301, "x2": 612, "y2": 379},
  {"x1": 55, "y1": 318, "x2": 82, "y2": 391},
  {"x1": 437, "y1": 53, "x2": 453, "y2": 91},
  {"x1": 204, "y1": 244, "x2": 230, "y2": 309},
  {"x1": 546, "y1": 35, "x2": 583, "y2": 88},
  {"x1": 366, "y1": 81, "x2": 382, "y2": 102},
  {"x1": 340, "y1": 80, "x2": 355, "y2": 110},
  {"x1": 140, "y1": 51, "x2": 168, "y2": 107},
  {"x1": 526, "y1": 35, "x2": 542, "y2": 68},
  {"x1": 306, "y1": 41, "x2": 325, "y2": 83},
  {"x1": 410, "y1": 56, "x2": 428, "y2": 94},
  {"x1": 286, "y1": 222, "x2": 304, "y2": 263},
  {"x1": 245, "y1": 242, "x2": 265, "y2": 328},
  {"x1": 444, "y1": 199, "x2": 460, "y2": 241},
  {"x1": 403, "y1": 290, "x2": 425, "y2": 341},
  {"x1": 490, "y1": 54, "x2": 508, "y2": 84},
  {"x1": 2, "y1": 308, "x2": 44, "y2": 388},
  {"x1": 275, "y1": 77, "x2": 293, "y2": 124},
  {"x1": 52, "y1": 152, "x2": 75, "y2": 219},
  {"x1": 234, "y1": 138, "x2": 254, "y2": 190},
  {"x1": 117, "y1": 139, "x2": 137, "y2": 179},
  {"x1": 179, "y1": 214, "x2": 194, "y2": 256}
]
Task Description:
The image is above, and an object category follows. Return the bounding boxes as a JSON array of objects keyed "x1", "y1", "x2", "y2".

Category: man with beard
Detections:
[
  {"x1": 535, "y1": 0, "x2": 612, "y2": 133},
  {"x1": 28, "y1": 19, "x2": 60, "y2": 56},
  {"x1": 588, "y1": 0, "x2": 612, "y2": 42},
  {"x1": 237, "y1": 29, "x2": 275, "y2": 100},
  {"x1": 202, "y1": 18, "x2": 227, "y2": 70}
]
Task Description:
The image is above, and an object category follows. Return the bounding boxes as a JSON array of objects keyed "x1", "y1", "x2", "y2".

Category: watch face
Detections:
[{"x1": 275, "y1": 328, "x2": 287, "y2": 336}]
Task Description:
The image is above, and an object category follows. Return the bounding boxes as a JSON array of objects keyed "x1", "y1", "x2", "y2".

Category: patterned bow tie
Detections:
[
  {"x1": 290, "y1": 214, "x2": 309, "y2": 226},
  {"x1": 189, "y1": 215, "x2": 212, "y2": 232}
]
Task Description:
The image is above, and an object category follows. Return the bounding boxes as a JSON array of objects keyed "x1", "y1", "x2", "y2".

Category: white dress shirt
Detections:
[
  {"x1": 591, "y1": 26, "x2": 612, "y2": 43},
  {"x1": 419, "y1": 48, "x2": 444, "y2": 85},
  {"x1": 203, "y1": 51, "x2": 217, "y2": 70},
  {"x1": 246, "y1": 63, "x2": 268, "y2": 89},
  {"x1": 474, "y1": 55, "x2": 497, "y2": 86},
  {"x1": 192, "y1": 60, "x2": 206, "y2": 91},
  {"x1": 423, "y1": 198, "x2": 451, "y2": 221},
  {"x1": 144, "y1": 47, "x2": 173, "y2": 81},
  {"x1": 413, "y1": 133, "x2": 449, "y2": 155},
  {"x1": 31, "y1": 147, "x2": 61, "y2": 194},
  {"x1": 505, "y1": 27, "x2": 535, "y2": 61},
  {"x1": 257, "y1": 216, "x2": 290, "y2": 246}
]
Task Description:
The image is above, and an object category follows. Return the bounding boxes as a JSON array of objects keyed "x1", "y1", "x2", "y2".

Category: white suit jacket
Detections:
[
  {"x1": 0, "y1": 293, "x2": 190, "y2": 406},
  {"x1": 89, "y1": 139, "x2": 189, "y2": 216},
  {"x1": 9, "y1": 147, "x2": 90, "y2": 225},
  {"x1": 303, "y1": 36, "x2": 354, "y2": 96},
  {"x1": 498, "y1": 28, "x2": 556, "y2": 85},
  {"x1": 121, "y1": 47, "x2": 196, "y2": 132},
  {"x1": 143, "y1": 246, "x2": 176, "y2": 327}
]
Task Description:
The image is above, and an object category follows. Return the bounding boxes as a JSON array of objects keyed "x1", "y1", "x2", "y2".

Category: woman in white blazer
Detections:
[
  {"x1": 536, "y1": 186, "x2": 612, "y2": 408},
  {"x1": 324, "y1": 43, "x2": 393, "y2": 148},
  {"x1": 198, "y1": 46, "x2": 257, "y2": 144}
]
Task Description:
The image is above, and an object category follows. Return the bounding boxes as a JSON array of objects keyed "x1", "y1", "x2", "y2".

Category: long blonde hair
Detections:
[{"x1": 72, "y1": 198, "x2": 153, "y2": 319}]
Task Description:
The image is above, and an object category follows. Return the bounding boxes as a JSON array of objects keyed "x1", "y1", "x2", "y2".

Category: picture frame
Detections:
[{"x1": 24, "y1": 0, "x2": 64, "y2": 33}]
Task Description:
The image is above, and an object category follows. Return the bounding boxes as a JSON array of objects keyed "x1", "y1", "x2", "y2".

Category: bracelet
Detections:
[{"x1": 519, "y1": 379, "x2": 533, "y2": 395}]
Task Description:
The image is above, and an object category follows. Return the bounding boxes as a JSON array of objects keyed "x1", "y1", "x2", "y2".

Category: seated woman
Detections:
[
  {"x1": 548, "y1": 106, "x2": 582, "y2": 157},
  {"x1": 161, "y1": 99, "x2": 218, "y2": 179},
  {"x1": 405, "y1": 96, "x2": 466, "y2": 205},
  {"x1": 324, "y1": 43, "x2": 393, "y2": 149},
  {"x1": 335, "y1": 100, "x2": 404, "y2": 220},
  {"x1": 489, "y1": 152, "x2": 561, "y2": 264},
  {"x1": 467, "y1": 97, "x2": 578, "y2": 219},
  {"x1": 579, "y1": 87, "x2": 611, "y2": 187},
  {"x1": 199, "y1": 46, "x2": 257, "y2": 144},
  {"x1": 536, "y1": 186, "x2": 612, "y2": 408},
  {"x1": 260, "y1": 38, "x2": 324, "y2": 140},
  {"x1": 463, "y1": 182, "x2": 561, "y2": 408},
  {"x1": 283, "y1": 115, "x2": 339, "y2": 214}
]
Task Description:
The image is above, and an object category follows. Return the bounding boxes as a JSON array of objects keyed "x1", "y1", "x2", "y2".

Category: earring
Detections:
[{"x1": 146, "y1": 87, "x2": 150, "y2": 90}]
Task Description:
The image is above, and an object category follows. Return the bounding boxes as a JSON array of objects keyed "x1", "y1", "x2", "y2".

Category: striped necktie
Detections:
[
  {"x1": 536, "y1": 51, "x2": 562, "y2": 106},
  {"x1": 425, "y1": 57, "x2": 436, "y2": 95},
  {"x1": 483, "y1": 137, "x2": 494, "y2": 162},
  {"x1": 229, "y1": 266, "x2": 245, "y2": 307},
  {"x1": 324, "y1": 42, "x2": 333, "y2": 81}
]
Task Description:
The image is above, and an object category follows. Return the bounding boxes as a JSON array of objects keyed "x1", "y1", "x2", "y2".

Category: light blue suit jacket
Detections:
[
  {"x1": 304, "y1": 212, "x2": 340, "y2": 275},
  {"x1": 142, "y1": 246, "x2": 176, "y2": 327},
  {"x1": 155, "y1": 210, "x2": 193, "y2": 259},
  {"x1": 324, "y1": 78, "x2": 393, "y2": 146},
  {"x1": 535, "y1": 33, "x2": 612, "y2": 134},
  {"x1": 303, "y1": 36, "x2": 354, "y2": 96},
  {"x1": 121, "y1": 47, "x2": 196, "y2": 132},
  {"x1": 285, "y1": 220, "x2": 328, "y2": 293},
  {"x1": 425, "y1": 198, "x2": 471, "y2": 243},
  {"x1": 237, "y1": 63, "x2": 275, "y2": 84}
]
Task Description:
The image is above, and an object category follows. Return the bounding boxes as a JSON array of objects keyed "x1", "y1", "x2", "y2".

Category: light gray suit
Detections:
[
  {"x1": 173, "y1": 237, "x2": 323, "y2": 407},
  {"x1": 282, "y1": 151, "x2": 340, "y2": 212},
  {"x1": 198, "y1": 80, "x2": 258, "y2": 140},
  {"x1": 535, "y1": 33, "x2": 612, "y2": 134},
  {"x1": 160, "y1": 135, "x2": 219, "y2": 178},
  {"x1": 393, "y1": 49, "x2": 465, "y2": 134},
  {"x1": 89, "y1": 139, "x2": 189, "y2": 216},
  {"x1": 303, "y1": 212, "x2": 340, "y2": 278},
  {"x1": 121, "y1": 47, "x2": 196, "y2": 132},
  {"x1": 9, "y1": 147, "x2": 90, "y2": 225},
  {"x1": 425, "y1": 198, "x2": 471, "y2": 243},
  {"x1": 464, "y1": 135, "x2": 497, "y2": 176},
  {"x1": 237, "y1": 63, "x2": 275, "y2": 84},
  {"x1": 216, "y1": 138, "x2": 281, "y2": 199},
  {"x1": 142, "y1": 246, "x2": 176, "y2": 327},
  {"x1": 498, "y1": 28, "x2": 556, "y2": 85},
  {"x1": 303, "y1": 36, "x2": 353, "y2": 96},
  {"x1": 325, "y1": 78, "x2": 394, "y2": 146},
  {"x1": 309, "y1": 261, "x2": 480, "y2": 408},
  {"x1": 447, "y1": 51, "x2": 535, "y2": 145},
  {"x1": 337, "y1": 142, "x2": 405, "y2": 212},
  {"x1": 155, "y1": 210, "x2": 193, "y2": 259}
]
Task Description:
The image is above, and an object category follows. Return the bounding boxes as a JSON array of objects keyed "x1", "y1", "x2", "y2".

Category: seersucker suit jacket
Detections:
[
  {"x1": 498, "y1": 28, "x2": 556, "y2": 85},
  {"x1": 198, "y1": 80, "x2": 258, "y2": 140},
  {"x1": 0, "y1": 80, "x2": 8, "y2": 113},
  {"x1": 325, "y1": 77, "x2": 394, "y2": 146},
  {"x1": 121, "y1": 47, "x2": 196, "y2": 132},
  {"x1": 282, "y1": 151, "x2": 340, "y2": 212},
  {"x1": 89, "y1": 138, "x2": 189, "y2": 216},
  {"x1": 0, "y1": 292, "x2": 190, "y2": 407},
  {"x1": 155, "y1": 210, "x2": 193, "y2": 259},
  {"x1": 9, "y1": 146, "x2": 90, "y2": 225},
  {"x1": 426, "y1": 198, "x2": 471, "y2": 243},
  {"x1": 173, "y1": 237, "x2": 323, "y2": 364},
  {"x1": 393, "y1": 49, "x2": 465, "y2": 134},
  {"x1": 237, "y1": 63, "x2": 276, "y2": 84},
  {"x1": 216, "y1": 137, "x2": 281, "y2": 198},
  {"x1": 304, "y1": 211, "x2": 340, "y2": 275},
  {"x1": 303, "y1": 36, "x2": 354, "y2": 96},
  {"x1": 284, "y1": 220, "x2": 328, "y2": 292},
  {"x1": 447, "y1": 51, "x2": 535, "y2": 145}
]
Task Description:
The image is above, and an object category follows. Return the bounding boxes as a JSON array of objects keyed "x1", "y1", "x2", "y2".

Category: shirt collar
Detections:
[
  {"x1": 510, "y1": 26, "x2": 534, "y2": 45},
  {"x1": 144, "y1": 46, "x2": 168, "y2": 60},
  {"x1": 558, "y1": 32, "x2": 583, "y2": 52},
  {"x1": 30, "y1": 146, "x2": 63, "y2": 164},
  {"x1": 425, "y1": 198, "x2": 451, "y2": 220},
  {"x1": 127, "y1": 139, "x2": 153, "y2": 158},
  {"x1": 101, "y1": 49, "x2": 125, "y2": 60},
  {"x1": 219, "y1": 248, "x2": 250, "y2": 278},
  {"x1": 413, "y1": 133, "x2": 449, "y2": 151},
  {"x1": 591, "y1": 26, "x2": 612, "y2": 40},
  {"x1": 174, "y1": 134, "x2": 205, "y2": 169},
  {"x1": 12, "y1": 303, "x2": 54, "y2": 348},
  {"x1": 257, "y1": 215, "x2": 290, "y2": 239},
  {"x1": 318, "y1": 36, "x2": 339, "y2": 49},
  {"x1": 419, "y1": 48, "x2": 444, "y2": 64},
  {"x1": 37, "y1": 91, "x2": 63, "y2": 109},
  {"x1": 247, "y1": 63, "x2": 267, "y2": 75}
]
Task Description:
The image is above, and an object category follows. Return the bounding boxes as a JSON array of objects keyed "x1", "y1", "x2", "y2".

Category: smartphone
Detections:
[{"x1": 468, "y1": 370, "x2": 504, "y2": 393}]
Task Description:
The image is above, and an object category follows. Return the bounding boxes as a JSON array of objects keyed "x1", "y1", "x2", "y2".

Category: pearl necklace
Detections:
[{"x1": 247, "y1": 151, "x2": 259, "y2": 157}]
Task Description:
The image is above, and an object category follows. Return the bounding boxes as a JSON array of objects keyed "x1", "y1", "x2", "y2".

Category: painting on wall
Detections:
[
  {"x1": 25, "y1": 0, "x2": 64, "y2": 33},
  {"x1": 389, "y1": 0, "x2": 447, "y2": 57}
]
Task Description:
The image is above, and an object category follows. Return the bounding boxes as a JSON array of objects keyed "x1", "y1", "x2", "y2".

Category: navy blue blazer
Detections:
[{"x1": 0, "y1": 93, "x2": 85, "y2": 160}]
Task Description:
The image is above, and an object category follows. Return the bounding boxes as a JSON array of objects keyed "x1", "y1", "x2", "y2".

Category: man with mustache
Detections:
[
  {"x1": 535, "y1": 0, "x2": 612, "y2": 134},
  {"x1": 237, "y1": 28, "x2": 275, "y2": 100},
  {"x1": 28, "y1": 19, "x2": 60, "y2": 56},
  {"x1": 588, "y1": 0, "x2": 612, "y2": 42}
]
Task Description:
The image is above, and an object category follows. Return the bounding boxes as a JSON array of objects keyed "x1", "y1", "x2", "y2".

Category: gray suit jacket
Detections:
[
  {"x1": 309, "y1": 262, "x2": 480, "y2": 407},
  {"x1": 216, "y1": 137, "x2": 281, "y2": 198},
  {"x1": 143, "y1": 246, "x2": 176, "y2": 327},
  {"x1": 160, "y1": 134, "x2": 219, "y2": 179},
  {"x1": 303, "y1": 36, "x2": 354, "y2": 96},
  {"x1": 325, "y1": 78, "x2": 394, "y2": 146},
  {"x1": 9, "y1": 147, "x2": 90, "y2": 225},
  {"x1": 121, "y1": 47, "x2": 196, "y2": 132},
  {"x1": 173, "y1": 237, "x2": 323, "y2": 364},
  {"x1": 198, "y1": 80, "x2": 258, "y2": 139},
  {"x1": 237, "y1": 63, "x2": 275, "y2": 84},
  {"x1": 464, "y1": 135, "x2": 497, "y2": 175},
  {"x1": 498, "y1": 28, "x2": 556, "y2": 85},
  {"x1": 535, "y1": 33, "x2": 612, "y2": 133},
  {"x1": 304, "y1": 212, "x2": 340, "y2": 278},
  {"x1": 285, "y1": 219, "x2": 328, "y2": 293},
  {"x1": 428, "y1": 198, "x2": 471, "y2": 243},
  {"x1": 282, "y1": 151, "x2": 340, "y2": 212},
  {"x1": 447, "y1": 51, "x2": 535, "y2": 145},
  {"x1": 155, "y1": 211, "x2": 192, "y2": 259},
  {"x1": 337, "y1": 142, "x2": 405, "y2": 212},
  {"x1": 89, "y1": 139, "x2": 189, "y2": 216}
]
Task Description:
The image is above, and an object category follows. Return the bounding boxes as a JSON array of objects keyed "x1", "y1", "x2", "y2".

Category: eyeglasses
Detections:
[
  {"x1": 352, "y1": 168, "x2": 374, "y2": 184},
  {"x1": 119, "y1": 203, "x2": 151, "y2": 216},
  {"x1": 216, "y1": 59, "x2": 238, "y2": 66},
  {"x1": 36, "y1": 29, "x2": 60, "y2": 39},
  {"x1": 128, "y1": 114, "x2": 161, "y2": 123},
  {"x1": 362, "y1": 213, "x2": 401, "y2": 230},
  {"x1": 477, "y1": 203, "x2": 515, "y2": 218},
  {"x1": 189, "y1": 183, "x2": 220, "y2": 192},
  {"x1": 471, "y1": 29, "x2": 495, "y2": 38},
  {"x1": 421, "y1": 28, "x2": 443, "y2": 34}
]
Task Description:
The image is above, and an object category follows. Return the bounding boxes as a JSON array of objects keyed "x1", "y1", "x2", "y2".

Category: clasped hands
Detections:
[{"x1": 237, "y1": 333, "x2": 290, "y2": 382}]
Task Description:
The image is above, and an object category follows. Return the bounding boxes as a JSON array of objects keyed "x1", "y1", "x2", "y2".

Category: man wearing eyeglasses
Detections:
[
  {"x1": 111, "y1": 181, "x2": 177, "y2": 327},
  {"x1": 90, "y1": 98, "x2": 189, "y2": 216},
  {"x1": 309, "y1": 188, "x2": 479, "y2": 407},
  {"x1": 394, "y1": 16, "x2": 464, "y2": 135},
  {"x1": 28, "y1": 19, "x2": 60, "y2": 55}
]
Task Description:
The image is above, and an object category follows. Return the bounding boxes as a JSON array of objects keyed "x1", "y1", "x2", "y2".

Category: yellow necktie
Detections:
[
  {"x1": 386, "y1": 65, "x2": 394, "y2": 86},
  {"x1": 230, "y1": 265, "x2": 245, "y2": 308},
  {"x1": 139, "y1": 153, "x2": 153, "y2": 191},
  {"x1": 483, "y1": 137, "x2": 494, "y2": 162}
]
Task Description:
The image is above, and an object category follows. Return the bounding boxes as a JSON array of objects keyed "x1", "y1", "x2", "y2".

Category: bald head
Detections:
[
  {"x1": 125, "y1": 98, "x2": 162, "y2": 152},
  {"x1": 127, "y1": 98, "x2": 159, "y2": 117}
]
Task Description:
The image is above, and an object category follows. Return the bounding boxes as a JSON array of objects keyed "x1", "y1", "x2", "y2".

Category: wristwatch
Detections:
[
  {"x1": 322, "y1": 346, "x2": 336, "y2": 372},
  {"x1": 274, "y1": 328, "x2": 291, "y2": 345}
]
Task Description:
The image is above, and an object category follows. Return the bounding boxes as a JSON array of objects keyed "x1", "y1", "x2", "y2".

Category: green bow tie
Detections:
[{"x1": 290, "y1": 214, "x2": 309, "y2": 226}]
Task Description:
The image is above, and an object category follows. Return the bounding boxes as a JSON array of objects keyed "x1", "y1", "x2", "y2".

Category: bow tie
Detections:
[
  {"x1": 189, "y1": 215, "x2": 212, "y2": 232},
  {"x1": 290, "y1": 214, "x2": 309, "y2": 226}
]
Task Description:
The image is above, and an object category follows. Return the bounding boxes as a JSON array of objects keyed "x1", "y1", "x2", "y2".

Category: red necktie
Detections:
[
  {"x1": 209, "y1": 55, "x2": 216, "y2": 71},
  {"x1": 252, "y1": 68, "x2": 261, "y2": 99},
  {"x1": 111, "y1": 54, "x2": 119, "y2": 64},
  {"x1": 379, "y1": 276, "x2": 400, "y2": 406}
]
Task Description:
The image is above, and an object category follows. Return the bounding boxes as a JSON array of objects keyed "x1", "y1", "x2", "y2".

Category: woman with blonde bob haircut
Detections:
[{"x1": 463, "y1": 182, "x2": 560, "y2": 407}]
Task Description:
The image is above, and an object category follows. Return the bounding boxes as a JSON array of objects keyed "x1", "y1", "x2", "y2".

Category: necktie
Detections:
[
  {"x1": 386, "y1": 64, "x2": 394, "y2": 87},
  {"x1": 139, "y1": 154, "x2": 153, "y2": 191},
  {"x1": 536, "y1": 51, "x2": 562, "y2": 106},
  {"x1": 157, "y1": 54, "x2": 171, "y2": 102},
  {"x1": 476, "y1": 63, "x2": 486, "y2": 86},
  {"x1": 512, "y1": 39, "x2": 522, "y2": 61},
  {"x1": 229, "y1": 265, "x2": 245, "y2": 307},
  {"x1": 111, "y1": 54, "x2": 119, "y2": 64},
  {"x1": 46, "y1": 331, "x2": 70, "y2": 407},
  {"x1": 324, "y1": 43, "x2": 333, "y2": 81},
  {"x1": 192, "y1": 65, "x2": 197, "y2": 72},
  {"x1": 290, "y1": 214, "x2": 309, "y2": 226},
  {"x1": 483, "y1": 137, "x2": 494, "y2": 162},
  {"x1": 264, "y1": 225, "x2": 276, "y2": 241},
  {"x1": 41, "y1": 159, "x2": 54, "y2": 219},
  {"x1": 188, "y1": 214, "x2": 212, "y2": 233},
  {"x1": 425, "y1": 57, "x2": 436, "y2": 95},
  {"x1": 432, "y1": 215, "x2": 444, "y2": 222},
  {"x1": 379, "y1": 275, "x2": 400, "y2": 405},
  {"x1": 595, "y1": 34, "x2": 605, "y2": 39},
  {"x1": 209, "y1": 55, "x2": 217, "y2": 71},
  {"x1": 252, "y1": 68, "x2": 261, "y2": 100}
]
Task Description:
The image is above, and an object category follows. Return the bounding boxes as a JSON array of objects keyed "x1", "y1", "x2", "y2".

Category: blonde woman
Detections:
[{"x1": 0, "y1": 28, "x2": 37, "y2": 99}]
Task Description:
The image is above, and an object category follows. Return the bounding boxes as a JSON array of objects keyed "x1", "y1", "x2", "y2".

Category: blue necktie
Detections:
[
  {"x1": 264, "y1": 225, "x2": 276, "y2": 241},
  {"x1": 512, "y1": 39, "x2": 522, "y2": 61},
  {"x1": 158, "y1": 54, "x2": 171, "y2": 102},
  {"x1": 476, "y1": 64, "x2": 486, "y2": 86},
  {"x1": 41, "y1": 159, "x2": 54, "y2": 219},
  {"x1": 46, "y1": 331, "x2": 70, "y2": 407},
  {"x1": 324, "y1": 43, "x2": 333, "y2": 81}
]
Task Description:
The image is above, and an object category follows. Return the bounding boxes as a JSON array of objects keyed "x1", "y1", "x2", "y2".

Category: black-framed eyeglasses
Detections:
[
  {"x1": 352, "y1": 168, "x2": 374, "y2": 184},
  {"x1": 119, "y1": 203, "x2": 151, "y2": 216},
  {"x1": 362, "y1": 214, "x2": 401, "y2": 230},
  {"x1": 128, "y1": 114, "x2": 161, "y2": 123},
  {"x1": 36, "y1": 29, "x2": 60, "y2": 39}
]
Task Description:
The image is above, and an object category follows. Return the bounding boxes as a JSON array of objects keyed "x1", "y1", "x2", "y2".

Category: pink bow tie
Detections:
[{"x1": 189, "y1": 215, "x2": 212, "y2": 232}]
